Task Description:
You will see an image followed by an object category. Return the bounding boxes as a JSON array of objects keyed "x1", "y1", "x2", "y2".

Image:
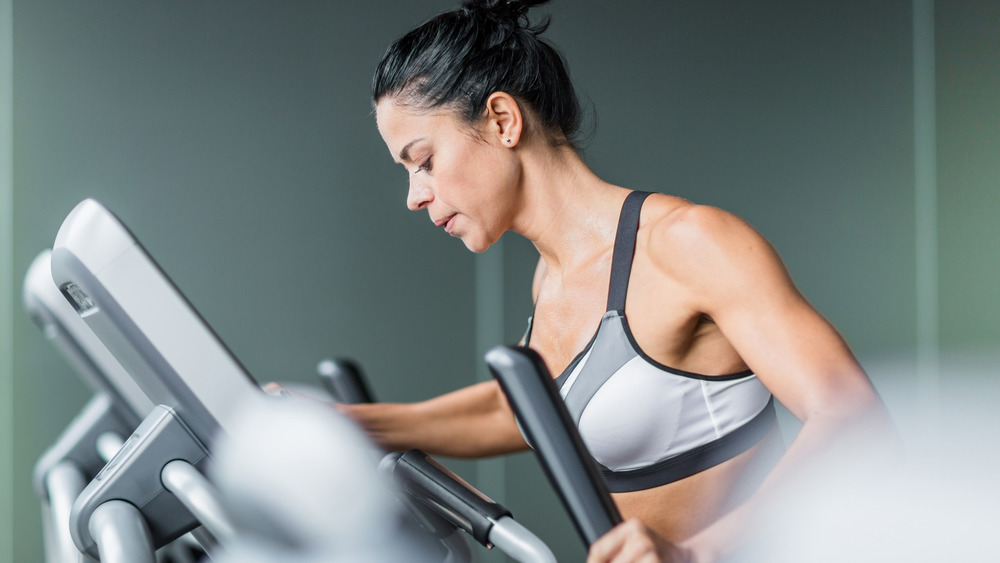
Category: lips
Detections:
[{"x1": 433, "y1": 213, "x2": 458, "y2": 234}]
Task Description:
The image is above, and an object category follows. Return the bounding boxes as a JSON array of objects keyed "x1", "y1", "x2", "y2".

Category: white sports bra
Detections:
[{"x1": 524, "y1": 191, "x2": 776, "y2": 492}]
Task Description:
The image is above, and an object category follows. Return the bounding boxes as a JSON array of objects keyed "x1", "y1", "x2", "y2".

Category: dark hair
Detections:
[{"x1": 372, "y1": 0, "x2": 583, "y2": 149}]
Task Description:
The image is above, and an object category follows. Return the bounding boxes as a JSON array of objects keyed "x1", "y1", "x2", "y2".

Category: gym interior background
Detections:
[{"x1": 1, "y1": 1, "x2": 997, "y2": 561}]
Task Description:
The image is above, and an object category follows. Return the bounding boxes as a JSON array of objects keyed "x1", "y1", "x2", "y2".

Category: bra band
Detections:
[{"x1": 599, "y1": 397, "x2": 777, "y2": 492}]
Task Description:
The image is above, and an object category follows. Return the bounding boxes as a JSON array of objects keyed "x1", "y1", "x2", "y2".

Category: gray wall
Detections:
[
  {"x1": 5, "y1": 1, "x2": 998, "y2": 561},
  {"x1": 938, "y1": 1, "x2": 1000, "y2": 350},
  {"x1": 1, "y1": 0, "x2": 13, "y2": 559}
]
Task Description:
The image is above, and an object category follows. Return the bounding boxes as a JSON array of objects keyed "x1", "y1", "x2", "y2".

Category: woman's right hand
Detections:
[{"x1": 587, "y1": 519, "x2": 696, "y2": 563}]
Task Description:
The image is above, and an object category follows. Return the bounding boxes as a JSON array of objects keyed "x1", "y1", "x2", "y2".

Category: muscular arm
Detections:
[
  {"x1": 665, "y1": 206, "x2": 883, "y2": 418},
  {"x1": 338, "y1": 380, "x2": 529, "y2": 458},
  {"x1": 592, "y1": 204, "x2": 896, "y2": 562},
  {"x1": 666, "y1": 206, "x2": 896, "y2": 559}
]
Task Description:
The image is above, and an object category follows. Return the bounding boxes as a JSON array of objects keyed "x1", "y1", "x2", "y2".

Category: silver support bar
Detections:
[
  {"x1": 489, "y1": 516, "x2": 557, "y2": 563},
  {"x1": 45, "y1": 462, "x2": 88, "y2": 563},
  {"x1": 88, "y1": 500, "x2": 154, "y2": 563},
  {"x1": 41, "y1": 503, "x2": 57, "y2": 563},
  {"x1": 160, "y1": 460, "x2": 235, "y2": 544}
]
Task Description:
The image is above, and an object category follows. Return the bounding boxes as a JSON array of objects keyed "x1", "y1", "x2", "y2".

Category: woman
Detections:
[{"x1": 347, "y1": 0, "x2": 891, "y2": 560}]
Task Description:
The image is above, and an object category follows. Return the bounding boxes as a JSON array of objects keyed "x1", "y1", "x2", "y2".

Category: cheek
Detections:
[
  {"x1": 466, "y1": 146, "x2": 517, "y2": 192},
  {"x1": 480, "y1": 156, "x2": 520, "y2": 210},
  {"x1": 440, "y1": 147, "x2": 491, "y2": 196},
  {"x1": 438, "y1": 138, "x2": 516, "y2": 209}
]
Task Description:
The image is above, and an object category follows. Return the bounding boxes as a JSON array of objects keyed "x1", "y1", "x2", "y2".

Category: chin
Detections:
[
  {"x1": 463, "y1": 239, "x2": 489, "y2": 253},
  {"x1": 460, "y1": 232, "x2": 496, "y2": 254}
]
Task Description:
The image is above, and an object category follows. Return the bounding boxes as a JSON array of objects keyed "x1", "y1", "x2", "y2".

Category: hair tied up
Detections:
[
  {"x1": 461, "y1": 0, "x2": 551, "y2": 28},
  {"x1": 374, "y1": 0, "x2": 584, "y2": 151}
]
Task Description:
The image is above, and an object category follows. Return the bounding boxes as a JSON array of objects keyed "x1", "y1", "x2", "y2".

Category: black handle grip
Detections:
[
  {"x1": 485, "y1": 345, "x2": 622, "y2": 546},
  {"x1": 316, "y1": 358, "x2": 375, "y2": 404},
  {"x1": 381, "y1": 450, "x2": 511, "y2": 546}
]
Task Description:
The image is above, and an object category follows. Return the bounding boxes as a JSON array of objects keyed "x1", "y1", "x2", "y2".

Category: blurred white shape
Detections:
[
  {"x1": 747, "y1": 467, "x2": 998, "y2": 562},
  {"x1": 738, "y1": 352, "x2": 1000, "y2": 562},
  {"x1": 209, "y1": 395, "x2": 433, "y2": 562}
]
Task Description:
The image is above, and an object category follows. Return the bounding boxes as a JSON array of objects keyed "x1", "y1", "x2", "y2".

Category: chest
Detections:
[{"x1": 528, "y1": 261, "x2": 706, "y2": 378}]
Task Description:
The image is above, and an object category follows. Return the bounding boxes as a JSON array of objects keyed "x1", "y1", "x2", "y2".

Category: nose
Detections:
[{"x1": 406, "y1": 176, "x2": 433, "y2": 211}]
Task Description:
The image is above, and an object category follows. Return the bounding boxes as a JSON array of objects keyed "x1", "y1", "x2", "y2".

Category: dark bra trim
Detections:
[
  {"x1": 607, "y1": 191, "x2": 652, "y2": 311},
  {"x1": 543, "y1": 311, "x2": 755, "y2": 385},
  {"x1": 599, "y1": 397, "x2": 777, "y2": 493},
  {"x1": 618, "y1": 313, "x2": 754, "y2": 381}
]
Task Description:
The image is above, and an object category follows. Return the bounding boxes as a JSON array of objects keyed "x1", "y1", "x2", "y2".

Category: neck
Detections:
[{"x1": 508, "y1": 143, "x2": 628, "y2": 274}]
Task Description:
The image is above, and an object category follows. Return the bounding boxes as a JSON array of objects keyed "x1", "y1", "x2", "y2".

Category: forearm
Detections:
[{"x1": 338, "y1": 380, "x2": 529, "y2": 458}]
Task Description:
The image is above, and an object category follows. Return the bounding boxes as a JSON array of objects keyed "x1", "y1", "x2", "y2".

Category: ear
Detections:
[{"x1": 485, "y1": 92, "x2": 524, "y2": 148}]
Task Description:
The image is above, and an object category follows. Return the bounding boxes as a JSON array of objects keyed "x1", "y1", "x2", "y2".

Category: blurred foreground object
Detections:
[{"x1": 210, "y1": 398, "x2": 436, "y2": 563}]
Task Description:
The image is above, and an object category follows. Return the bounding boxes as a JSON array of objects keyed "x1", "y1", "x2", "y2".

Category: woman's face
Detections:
[{"x1": 375, "y1": 97, "x2": 521, "y2": 253}]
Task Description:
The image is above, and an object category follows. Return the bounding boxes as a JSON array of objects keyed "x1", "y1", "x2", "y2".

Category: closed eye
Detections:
[{"x1": 416, "y1": 157, "x2": 432, "y2": 174}]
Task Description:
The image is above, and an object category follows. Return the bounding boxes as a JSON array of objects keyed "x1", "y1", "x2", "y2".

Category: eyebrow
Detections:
[{"x1": 398, "y1": 138, "x2": 425, "y2": 164}]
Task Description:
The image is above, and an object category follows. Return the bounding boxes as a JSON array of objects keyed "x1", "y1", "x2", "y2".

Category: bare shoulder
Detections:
[
  {"x1": 640, "y1": 195, "x2": 793, "y2": 301},
  {"x1": 642, "y1": 196, "x2": 768, "y2": 262}
]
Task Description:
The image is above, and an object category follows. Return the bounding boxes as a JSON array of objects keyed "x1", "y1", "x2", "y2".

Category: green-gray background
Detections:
[{"x1": 1, "y1": 1, "x2": 997, "y2": 561}]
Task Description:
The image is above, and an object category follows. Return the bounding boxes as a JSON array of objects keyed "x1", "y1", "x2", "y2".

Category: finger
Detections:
[
  {"x1": 261, "y1": 382, "x2": 286, "y2": 396},
  {"x1": 609, "y1": 529, "x2": 660, "y2": 563},
  {"x1": 331, "y1": 402, "x2": 356, "y2": 419},
  {"x1": 588, "y1": 534, "x2": 626, "y2": 563},
  {"x1": 595, "y1": 519, "x2": 679, "y2": 563},
  {"x1": 587, "y1": 520, "x2": 641, "y2": 563}
]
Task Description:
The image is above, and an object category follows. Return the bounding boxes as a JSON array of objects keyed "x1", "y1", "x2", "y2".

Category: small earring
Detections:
[{"x1": 505, "y1": 138, "x2": 512, "y2": 144}]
